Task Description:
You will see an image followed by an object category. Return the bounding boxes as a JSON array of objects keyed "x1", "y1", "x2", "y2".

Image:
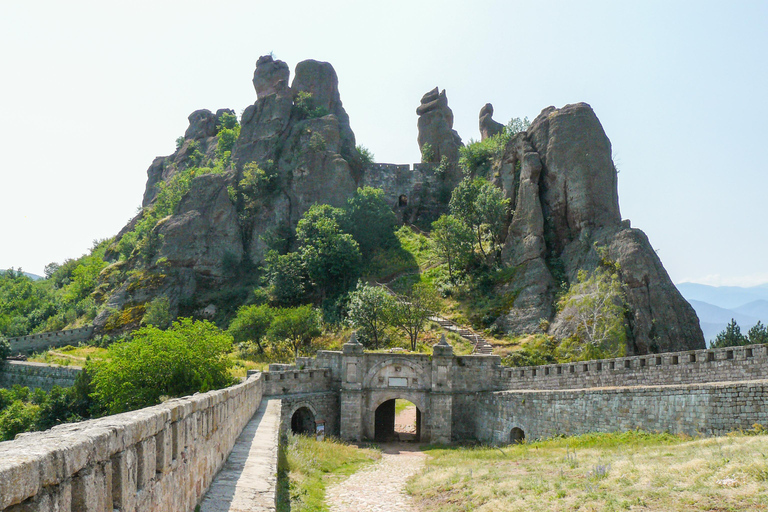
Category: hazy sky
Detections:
[{"x1": 1, "y1": 1, "x2": 766, "y2": 286}]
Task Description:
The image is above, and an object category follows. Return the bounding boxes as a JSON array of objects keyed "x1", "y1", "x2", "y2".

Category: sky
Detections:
[{"x1": 1, "y1": 0, "x2": 766, "y2": 286}]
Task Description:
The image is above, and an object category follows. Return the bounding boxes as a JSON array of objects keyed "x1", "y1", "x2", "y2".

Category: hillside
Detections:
[
  {"x1": 6, "y1": 55, "x2": 704, "y2": 355},
  {"x1": 677, "y1": 283, "x2": 768, "y2": 341}
]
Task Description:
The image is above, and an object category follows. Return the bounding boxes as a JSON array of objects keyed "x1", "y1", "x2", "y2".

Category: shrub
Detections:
[
  {"x1": 90, "y1": 318, "x2": 235, "y2": 414},
  {"x1": 293, "y1": 91, "x2": 329, "y2": 119},
  {"x1": 0, "y1": 337, "x2": 9, "y2": 361},
  {"x1": 356, "y1": 145, "x2": 375, "y2": 166},
  {"x1": 268, "y1": 306, "x2": 321, "y2": 358}
]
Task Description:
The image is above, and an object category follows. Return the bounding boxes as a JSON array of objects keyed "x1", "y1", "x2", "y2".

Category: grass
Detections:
[
  {"x1": 407, "y1": 430, "x2": 768, "y2": 511},
  {"x1": 28, "y1": 345, "x2": 108, "y2": 366},
  {"x1": 277, "y1": 433, "x2": 380, "y2": 512}
]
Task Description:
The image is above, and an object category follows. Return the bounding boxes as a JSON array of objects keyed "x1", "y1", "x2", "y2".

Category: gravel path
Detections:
[{"x1": 326, "y1": 444, "x2": 426, "y2": 512}]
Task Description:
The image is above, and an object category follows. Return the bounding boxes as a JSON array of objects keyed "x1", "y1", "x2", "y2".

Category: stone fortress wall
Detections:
[
  {"x1": 6, "y1": 326, "x2": 94, "y2": 355},
  {"x1": 1, "y1": 340, "x2": 767, "y2": 511},
  {"x1": 0, "y1": 361, "x2": 82, "y2": 391},
  {"x1": 0, "y1": 373, "x2": 267, "y2": 512}
]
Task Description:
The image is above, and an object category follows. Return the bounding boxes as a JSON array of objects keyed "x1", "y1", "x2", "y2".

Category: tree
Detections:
[
  {"x1": 141, "y1": 296, "x2": 172, "y2": 329},
  {"x1": 297, "y1": 206, "x2": 362, "y2": 300},
  {"x1": 0, "y1": 337, "x2": 9, "y2": 362},
  {"x1": 431, "y1": 214, "x2": 475, "y2": 280},
  {"x1": 711, "y1": 319, "x2": 748, "y2": 348},
  {"x1": 89, "y1": 318, "x2": 234, "y2": 414},
  {"x1": 341, "y1": 187, "x2": 399, "y2": 259},
  {"x1": 347, "y1": 283, "x2": 395, "y2": 349},
  {"x1": 391, "y1": 283, "x2": 440, "y2": 351},
  {"x1": 228, "y1": 304, "x2": 274, "y2": 353},
  {"x1": 268, "y1": 306, "x2": 322, "y2": 358},
  {"x1": 556, "y1": 269, "x2": 626, "y2": 361},
  {"x1": 449, "y1": 177, "x2": 510, "y2": 260},
  {"x1": 748, "y1": 321, "x2": 768, "y2": 345},
  {"x1": 264, "y1": 250, "x2": 307, "y2": 306}
]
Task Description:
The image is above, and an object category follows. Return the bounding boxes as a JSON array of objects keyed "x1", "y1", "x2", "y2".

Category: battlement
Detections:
[
  {"x1": 262, "y1": 368, "x2": 334, "y2": 397},
  {"x1": 498, "y1": 343, "x2": 768, "y2": 390},
  {"x1": 7, "y1": 325, "x2": 94, "y2": 354}
]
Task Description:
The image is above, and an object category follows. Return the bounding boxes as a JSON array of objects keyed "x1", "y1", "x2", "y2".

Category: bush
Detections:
[
  {"x1": 0, "y1": 337, "x2": 9, "y2": 361},
  {"x1": 90, "y1": 318, "x2": 235, "y2": 414},
  {"x1": 293, "y1": 91, "x2": 329, "y2": 119}
]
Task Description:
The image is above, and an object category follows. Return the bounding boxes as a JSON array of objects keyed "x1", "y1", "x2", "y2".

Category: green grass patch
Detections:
[
  {"x1": 277, "y1": 433, "x2": 380, "y2": 512},
  {"x1": 408, "y1": 430, "x2": 768, "y2": 512}
]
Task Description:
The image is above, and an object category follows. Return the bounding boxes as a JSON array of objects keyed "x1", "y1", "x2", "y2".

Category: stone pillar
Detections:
[
  {"x1": 430, "y1": 335, "x2": 454, "y2": 443},
  {"x1": 340, "y1": 333, "x2": 365, "y2": 441}
]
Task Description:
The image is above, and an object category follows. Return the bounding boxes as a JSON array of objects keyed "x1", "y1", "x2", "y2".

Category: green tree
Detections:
[
  {"x1": 228, "y1": 304, "x2": 274, "y2": 353},
  {"x1": 747, "y1": 320, "x2": 768, "y2": 345},
  {"x1": 431, "y1": 214, "x2": 475, "y2": 280},
  {"x1": 141, "y1": 296, "x2": 173, "y2": 329},
  {"x1": 341, "y1": 187, "x2": 399, "y2": 259},
  {"x1": 297, "y1": 205, "x2": 361, "y2": 300},
  {"x1": 265, "y1": 250, "x2": 307, "y2": 306},
  {"x1": 0, "y1": 400, "x2": 39, "y2": 441},
  {"x1": 268, "y1": 306, "x2": 322, "y2": 358},
  {"x1": 89, "y1": 318, "x2": 234, "y2": 414},
  {"x1": 449, "y1": 177, "x2": 510, "y2": 260},
  {"x1": 347, "y1": 282, "x2": 395, "y2": 349},
  {"x1": 711, "y1": 319, "x2": 749, "y2": 348},
  {"x1": 391, "y1": 283, "x2": 440, "y2": 351},
  {"x1": 556, "y1": 269, "x2": 627, "y2": 361},
  {"x1": 0, "y1": 337, "x2": 9, "y2": 362}
]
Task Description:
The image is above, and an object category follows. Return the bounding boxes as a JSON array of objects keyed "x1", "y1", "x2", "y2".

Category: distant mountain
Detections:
[
  {"x1": 0, "y1": 269, "x2": 43, "y2": 281},
  {"x1": 676, "y1": 282, "x2": 768, "y2": 310},
  {"x1": 732, "y1": 300, "x2": 768, "y2": 321},
  {"x1": 677, "y1": 283, "x2": 768, "y2": 342}
]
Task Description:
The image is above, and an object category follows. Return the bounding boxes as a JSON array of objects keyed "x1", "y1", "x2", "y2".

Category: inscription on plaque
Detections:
[{"x1": 388, "y1": 377, "x2": 408, "y2": 387}]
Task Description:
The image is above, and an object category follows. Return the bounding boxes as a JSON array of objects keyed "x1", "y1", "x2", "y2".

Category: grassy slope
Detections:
[
  {"x1": 278, "y1": 434, "x2": 380, "y2": 512},
  {"x1": 407, "y1": 430, "x2": 768, "y2": 511}
]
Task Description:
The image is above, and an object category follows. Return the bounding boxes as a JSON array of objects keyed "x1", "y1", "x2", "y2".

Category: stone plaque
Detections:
[
  {"x1": 388, "y1": 377, "x2": 408, "y2": 387},
  {"x1": 346, "y1": 363, "x2": 357, "y2": 382}
]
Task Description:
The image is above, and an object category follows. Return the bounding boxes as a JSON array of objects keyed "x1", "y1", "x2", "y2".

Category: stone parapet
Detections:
[
  {"x1": 0, "y1": 361, "x2": 82, "y2": 391},
  {"x1": 0, "y1": 373, "x2": 264, "y2": 512},
  {"x1": 498, "y1": 344, "x2": 768, "y2": 390},
  {"x1": 472, "y1": 379, "x2": 768, "y2": 443},
  {"x1": 262, "y1": 368, "x2": 334, "y2": 397},
  {"x1": 7, "y1": 326, "x2": 95, "y2": 354}
]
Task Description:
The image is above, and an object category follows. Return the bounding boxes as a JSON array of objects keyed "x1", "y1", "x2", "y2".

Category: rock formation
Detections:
[
  {"x1": 479, "y1": 103, "x2": 504, "y2": 140},
  {"x1": 99, "y1": 57, "x2": 704, "y2": 353},
  {"x1": 496, "y1": 102, "x2": 704, "y2": 353},
  {"x1": 416, "y1": 87, "x2": 463, "y2": 183}
]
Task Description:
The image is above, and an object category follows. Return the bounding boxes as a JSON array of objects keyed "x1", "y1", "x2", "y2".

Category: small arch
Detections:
[
  {"x1": 398, "y1": 194, "x2": 408, "y2": 207},
  {"x1": 290, "y1": 407, "x2": 316, "y2": 435},
  {"x1": 374, "y1": 398, "x2": 421, "y2": 442},
  {"x1": 510, "y1": 427, "x2": 525, "y2": 444}
]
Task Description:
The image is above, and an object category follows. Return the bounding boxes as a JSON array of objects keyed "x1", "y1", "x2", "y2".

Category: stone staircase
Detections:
[{"x1": 430, "y1": 316, "x2": 494, "y2": 355}]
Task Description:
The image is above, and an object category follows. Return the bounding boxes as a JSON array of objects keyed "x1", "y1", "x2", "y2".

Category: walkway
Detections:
[
  {"x1": 200, "y1": 399, "x2": 281, "y2": 512},
  {"x1": 326, "y1": 444, "x2": 426, "y2": 512}
]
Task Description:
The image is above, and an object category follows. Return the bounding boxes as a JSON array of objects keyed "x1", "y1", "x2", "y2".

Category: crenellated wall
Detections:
[
  {"x1": 0, "y1": 361, "x2": 82, "y2": 391},
  {"x1": 495, "y1": 344, "x2": 768, "y2": 390},
  {"x1": 7, "y1": 326, "x2": 94, "y2": 355},
  {"x1": 472, "y1": 380, "x2": 768, "y2": 444},
  {"x1": 0, "y1": 373, "x2": 265, "y2": 512}
]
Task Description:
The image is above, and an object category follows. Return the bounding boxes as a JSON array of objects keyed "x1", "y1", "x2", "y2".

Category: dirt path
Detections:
[{"x1": 326, "y1": 444, "x2": 426, "y2": 512}]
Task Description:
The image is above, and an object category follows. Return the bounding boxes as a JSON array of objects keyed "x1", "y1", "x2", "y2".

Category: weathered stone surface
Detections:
[
  {"x1": 479, "y1": 103, "x2": 504, "y2": 140},
  {"x1": 252, "y1": 54, "x2": 290, "y2": 99},
  {"x1": 416, "y1": 87, "x2": 462, "y2": 183},
  {"x1": 184, "y1": 109, "x2": 218, "y2": 140},
  {"x1": 497, "y1": 103, "x2": 704, "y2": 353},
  {"x1": 156, "y1": 173, "x2": 243, "y2": 277}
]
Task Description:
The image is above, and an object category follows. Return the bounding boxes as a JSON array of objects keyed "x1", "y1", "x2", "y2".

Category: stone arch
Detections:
[
  {"x1": 367, "y1": 390, "x2": 428, "y2": 441},
  {"x1": 372, "y1": 395, "x2": 423, "y2": 442},
  {"x1": 362, "y1": 357, "x2": 429, "y2": 389},
  {"x1": 509, "y1": 427, "x2": 525, "y2": 444},
  {"x1": 290, "y1": 406, "x2": 316, "y2": 435}
]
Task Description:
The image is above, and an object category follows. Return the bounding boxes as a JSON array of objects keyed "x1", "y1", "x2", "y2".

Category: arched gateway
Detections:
[{"x1": 261, "y1": 332, "x2": 500, "y2": 444}]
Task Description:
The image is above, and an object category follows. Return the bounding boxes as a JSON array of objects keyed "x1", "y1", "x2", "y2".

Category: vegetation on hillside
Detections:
[{"x1": 408, "y1": 429, "x2": 768, "y2": 512}]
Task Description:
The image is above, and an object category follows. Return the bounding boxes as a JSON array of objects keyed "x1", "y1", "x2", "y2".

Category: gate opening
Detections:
[
  {"x1": 375, "y1": 399, "x2": 421, "y2": 442},
  {"x1": 291, "y1": 407, "x2": 316, "y2": 435},
  {"x1": 510, "y1": 427, "x2": 525, "y2": 444}
]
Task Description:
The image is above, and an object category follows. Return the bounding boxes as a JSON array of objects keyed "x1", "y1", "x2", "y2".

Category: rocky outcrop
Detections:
[
  {"x1": 497, "y1": 103, "x2": 704, "y2": 353},
  {"x1": 417, "y1": 88, "x2": 462, "y2": 183},
  {"x1": 479, "y1": 103, "x2": 504, "y2": 140}
]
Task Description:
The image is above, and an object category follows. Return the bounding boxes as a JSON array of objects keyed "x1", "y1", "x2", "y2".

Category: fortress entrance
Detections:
[
  {"x1": 510, "y1": 427, "x2": 525, "y2": 444},
  {"x1": 291, "y1": 407, "x2": 316, "y2": 435},
  {"x1": 374, "y1": 399, "x2": 421, "y2": 442}
]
